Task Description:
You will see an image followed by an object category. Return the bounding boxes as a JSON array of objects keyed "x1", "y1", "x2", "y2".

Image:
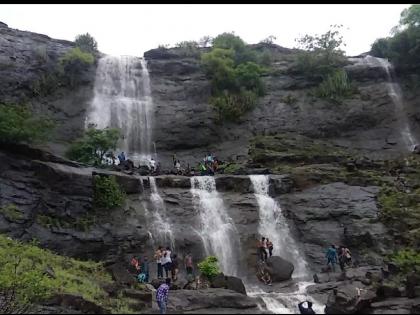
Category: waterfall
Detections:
[
  {"x1": 190, "y1": 176, "x2": 240, "y2": 276},
  {"x1": 351, "y1": 55, "x2": 417, "y2": 151},
  {"x1": 250, "y1": 175, "x2": 308, "y2": 277},
  {"x1": 146, "y1": 177, "x2": 175, "y2": 250},
  {"x1": 85, "y1": 56, "x2": 154, "y2": 165},
  {"x1": 248, "y1": 175, "x2": 325, "y2": 314}
]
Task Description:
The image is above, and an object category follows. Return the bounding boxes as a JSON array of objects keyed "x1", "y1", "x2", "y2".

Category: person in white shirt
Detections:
[{"x1": 161, "y1": 247, "x2": 172, "y2": 278}]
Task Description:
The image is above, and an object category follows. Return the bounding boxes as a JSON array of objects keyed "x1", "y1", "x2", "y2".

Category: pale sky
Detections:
[{"x1": 0, "y1": 4, "x2": 411, "y2": 57}]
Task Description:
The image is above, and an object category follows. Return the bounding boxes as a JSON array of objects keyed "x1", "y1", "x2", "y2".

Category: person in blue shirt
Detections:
[
  {"x1": 326, "y1": 244, "x2": 338, "y2": 272},
  {"x1": 141, "y1": 256, "x2": 150, "y2": 283},
  {"x1": 118, "y1": 152, "x2": 126, "y2": 164}
]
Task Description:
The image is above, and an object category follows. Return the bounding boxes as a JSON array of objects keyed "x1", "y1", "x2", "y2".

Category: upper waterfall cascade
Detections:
[{"x1": 85, "y1": 56, "x2": 154, "y2": 165}]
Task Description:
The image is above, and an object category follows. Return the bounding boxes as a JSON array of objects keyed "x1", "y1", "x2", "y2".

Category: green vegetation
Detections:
[
  {"x1": 175, "y1": 40, "x2": 200, "y2": 57},
  {"x1": 295, "y1": 24, "x2": 347, "y2": 80},
  {"x1": 314, "y1": 69, "x2": 354, "y2": 102},
  {"x1": 0, "y1": 204, "x2": 24, "y2": 222},
  {"x1": 390, "y1": 249, "x2": 420, "y2": 273},
  {"x1": 93, "y1": 175, "x2": 126, "y2": 210},
  {"x1": 295, "y1": 25, "x2": 353, "y2": 102},
  {"x1": 75, "y1": 33, "x2": 98, "y2": 54},
  {"x1": 0, "y1": 234, "x2": 139, "y2": 313},
  {"x1": 0, "y1": 234, "x2": 111, "y2": 305},
  {"x1": 59, "y1": 47, "x2": 95, "y2": 88},
  {"x1": 371, "y1": 5, "x2": 420, "y2": 72},
  {"x1": 201, "y1": 32, "x2": 265, "y2": 122},
  {"x1": 66, "y1": 125, "x2": 120, "y2": 166},
  {"x1": 197, "y1": 256, "x2": 220, "y2": 280},
  {"x1": 0, "y1": 103, "x2": 54, "y2": 144},
  {"x1": 36, "y1": 213, "x2": 96, "y2": 232}
]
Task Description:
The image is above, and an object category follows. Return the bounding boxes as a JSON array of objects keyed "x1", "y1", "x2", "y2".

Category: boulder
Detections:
[
  {"x1": 122, "y1": 288, "x2": 152, "y2": 306},
  {"x1": 377, "y1": 283, "x2": 402, "y2": 298},
  {"x1": 44, "y1": 293, "x2": 109, "y2": 314},
  {"x1": 210, "y1": 273, "x2": 246, "y2": 295},
  {"x1": 325, "y1": 283, "x2": 376, "y2": 314},
  {"x1": 107, "y1": 263, "x2": 136, "y2": 286},
  {"x1": 264, "y1": 256, "x2": 294, "y2": 282}
]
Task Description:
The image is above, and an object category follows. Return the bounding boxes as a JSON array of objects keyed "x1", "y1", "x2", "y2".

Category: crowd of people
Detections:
[{"x1": 130, "y1": 246, "x2": 195, "y2": 314}]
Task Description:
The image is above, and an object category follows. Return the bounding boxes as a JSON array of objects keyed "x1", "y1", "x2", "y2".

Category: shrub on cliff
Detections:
[
  {"x1": 314, "y1": 69, "x2": 353, "y2": 102},
  {"x1": 197, "y1": 256, "x2": 220, "y2": 280},
  {"x1": 66, "y1": 125, "x2": 120, "y2": 166},
  {"x1": 59, "y1": 47, "x2": 94, "y2": 88},
  {"x1": 75, "y1": 33, "x2": 98, "y2": 54},
  {"x1": 201, "y1": 33, "x2": 265, "y2": 122},
  {"x1": 175, "y1": 40, "x2": 200, "y2": 57},
  {"x1": 0, "y1": 103, "x2": 54, "y2": 144},
  {"x1": 93, "y1": 175, "x2": 126, "y2": 210}
]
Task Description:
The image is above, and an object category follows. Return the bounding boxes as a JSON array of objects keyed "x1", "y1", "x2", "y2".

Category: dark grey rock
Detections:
[{"x1": 264, "y1": 256, "x2": 294, "y2": 282}]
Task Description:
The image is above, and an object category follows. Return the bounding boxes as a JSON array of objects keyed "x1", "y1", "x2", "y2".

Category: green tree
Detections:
[
  {"x1": 197, "y1": 256, "x2": 220, "y2": 280},
  {"x1": 93, "y1": 175, "x2": 125, "y2": 209},
  {"x1": 59, "y1": 47, "x2": 95, "y2": 87},
  {"x1": 400, "y1": 4, "x2": 420, "y2": 27},
  {"x1": 66, "y1": 126, "x2": 120, "y2": 166},
  {"x1": 0, "y1": 104, "x2": 54, "y2": 144},
  {"x1": 295, "y1": 24, "x2": 347, "y2": 79},
  {"x1": 201, "y1": 33, "x2": 265, "y2": 122},
  {"x1": 371, "y1": 5, "x2": 420, "y2": 72},
  {"x1": 202, "y1": 48, "x2": 236, "y2": 91},
  {"x1": 234, "y1": 62, "x2": 264, "y2": 95},
  {"x1": 75, "y1": 33, "x2": 98, "y2": 54}
]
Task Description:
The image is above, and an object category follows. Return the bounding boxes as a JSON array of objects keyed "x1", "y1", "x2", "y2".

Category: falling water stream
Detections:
[
  {"x1": 350, "y1": 55, "x2": 418, "y2": 151},
  {"x1": 146, "y1": 177, "x2": 175, "y2": 250},
  {"x1": 247, "y1": 175, "x2": 323, "y2": 314},
  {"x1": 85, "y1": 56, "x2": 154, "y2": 165},
  {"x1": 190, "y1": 176, "x2": 240, "y2": 277}
]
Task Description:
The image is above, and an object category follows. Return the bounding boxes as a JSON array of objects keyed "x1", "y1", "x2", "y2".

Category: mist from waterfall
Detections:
[
  {"x1": 190, "y1": 176, "x2": 240, "y2": 276},
  {"x1": 85, "y1": 56, "x2": 154, "y2": 165}
]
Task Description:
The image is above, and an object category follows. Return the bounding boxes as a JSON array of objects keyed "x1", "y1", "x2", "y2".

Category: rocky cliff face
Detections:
[
  {"x1": 145, "y1": 45, "x2": 420, "y2": 167},
  {"x1": 0, "y1": 22, "x2": 96, "y2": 154}
]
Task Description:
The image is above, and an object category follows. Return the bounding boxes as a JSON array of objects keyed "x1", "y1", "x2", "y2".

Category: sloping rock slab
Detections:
[{"x1": 167, "y1": 288, "x2": 259, "y2": 311}]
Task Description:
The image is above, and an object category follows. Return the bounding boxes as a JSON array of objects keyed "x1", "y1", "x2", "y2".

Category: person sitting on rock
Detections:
[
  {"x1": 298, "y1": 301, "x2": 316, "y2": 314},
  {"x1": 262, "y1": 270, "x2": 272, "y2": 286},
  {"x1": 326, "y1": 244, "x2": 338, "y2": 272}
]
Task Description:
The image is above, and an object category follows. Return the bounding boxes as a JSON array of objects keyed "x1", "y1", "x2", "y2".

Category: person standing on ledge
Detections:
[
  {"x1": 266, "y1": 238, "x2": 273, "y2": 257},
  {"x1": 156, "y1": 278, "x2": 171, "y2": 314}
]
